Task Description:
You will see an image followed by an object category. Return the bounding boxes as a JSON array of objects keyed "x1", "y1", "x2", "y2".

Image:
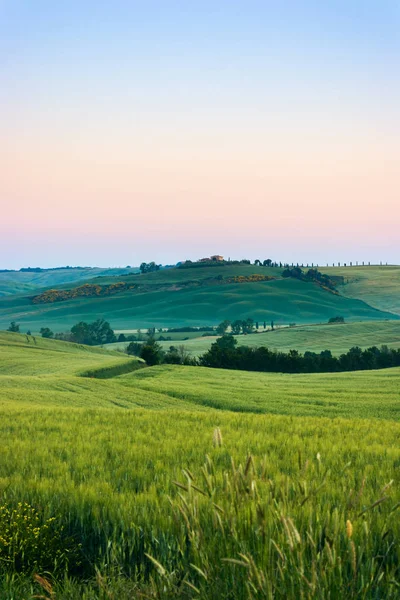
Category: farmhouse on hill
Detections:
[{"x1": 199, "y1": 255, "x2": 224, "y2": 263}]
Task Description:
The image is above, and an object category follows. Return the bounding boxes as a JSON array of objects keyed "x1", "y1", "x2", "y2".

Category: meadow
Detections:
[
  {"x1": 0, "y1": 267, "x2": 139, "y2": 297},
  {"x1": 321, "y1": 265, "x2": 400, "y2": 315},
  {"x1": 0, "y1": 265, "x2": 397, "y2": 332},
  {"x1": 1, "y1": 331, "x2": 400, "y2": 597},
  {"x1": 107, "y1": 319, "x2": 400, "y2": 358}
]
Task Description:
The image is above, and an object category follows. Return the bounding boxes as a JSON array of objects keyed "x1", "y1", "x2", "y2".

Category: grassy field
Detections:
[
  {"x1": 107, "y1": 320, "x2": 400, "y2": 358},
  {"x1": 0, "y1": 267, "x2": 139, "y2": 297},
  {"x1": 161, "y1": 319, "x2": 400, "y2": 357},
  {"x1": 321, "y1": 265, "x2": 400, "y2": 315},
  {"x1": 1, "y1": 332, "x2": 400, "y2": 598},
  {"x1": 0, "y1": 265, "x2": 397, "y2": 332},
  {"x1": 1, "y1": 331, "x2": 400, "y2": 419}
]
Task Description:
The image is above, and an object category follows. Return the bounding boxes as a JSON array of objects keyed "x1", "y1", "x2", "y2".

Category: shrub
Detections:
[
  {"x1": 329, "y1": 316, "x2": 345, "y2": 324},
  {"x1": 0, "y1": 502, "x2": 79, "y2": 573},
  {"x1": 126, "y1": 342, "x2": 142, "y2": 356}
]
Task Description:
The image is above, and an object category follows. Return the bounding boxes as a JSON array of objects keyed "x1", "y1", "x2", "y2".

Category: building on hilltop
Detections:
[{"x1": 198, "y1": 255, "x2": 224, "y2": 263}]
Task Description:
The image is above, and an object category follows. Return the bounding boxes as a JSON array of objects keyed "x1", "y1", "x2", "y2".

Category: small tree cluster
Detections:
[
  {"x1": 139, "y1": 262, "x2": 161, "y2": 274},
  {"x1": 127, "y1": 336, "x2": 195, "y2": 366},
  {"x1": 282, "y1": 267, "x2": 337, "y2": 291}
]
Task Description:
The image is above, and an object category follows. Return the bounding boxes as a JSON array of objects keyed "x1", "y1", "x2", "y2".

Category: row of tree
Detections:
[
  {"x1": 199, "y1": 336, "x2": 400, "y2": 373},
  {"x1": 282, "y1": 267, "x2": 338, "y2": 291},
  {"x1": 216, "y1": 319, "x2": 275, "y2": 335}
]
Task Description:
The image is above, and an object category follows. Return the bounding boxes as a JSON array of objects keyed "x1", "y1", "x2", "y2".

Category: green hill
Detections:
[
  {"x1": 121, "y1": 319, "x2": 400, "y2": 358},
  {"x1": 1, "y1": 330, "x2": 399, "y2": 420},
  {"x1": 0, "y1": 266, "x2": 139, "y2": 297},
  {"x1": 0, "y1": 264, "x2": 396, "y2": 332},
  {"x1": 321, "y1": 265, "x2": 400, "y2": 314}
]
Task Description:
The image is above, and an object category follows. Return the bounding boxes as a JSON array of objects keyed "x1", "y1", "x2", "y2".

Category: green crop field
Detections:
[
  {"x1": 134, "y1": 320, "x2": 400, "y2": 358},
  {"x1": 1, "y1": 331, "x2": 400, "y2": 598},
  {"x1": 0, "y1": 265, "x2": 397, "y2": 332},
  {"x1": 0, "y1": 267, "x2": 139, "y2": 297},
  {"x1": 321, "y1": 265, "x2": 400, "y2": 315}
]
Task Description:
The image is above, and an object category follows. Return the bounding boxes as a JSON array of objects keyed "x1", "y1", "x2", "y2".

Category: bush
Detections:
[
  {"x1": 0, "y1": 502, "x2": 79, "y2": 573},
  {"x1": 40, "y1": 327, "x2": 54, "y2": 338},
  {"x1": 140, "y1": 340, "x2": 163, "y2": 365},
  {"x1": 329, "y1": 316, "x2": 345, "y2": 324},
  {"x1": 126, "y1": 342, "x2": 142, "y2": 356}
]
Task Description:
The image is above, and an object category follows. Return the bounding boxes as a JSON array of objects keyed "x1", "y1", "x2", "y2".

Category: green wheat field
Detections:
[{"x1": 1, "y1": 329, "x2": 400, "y2": 598}]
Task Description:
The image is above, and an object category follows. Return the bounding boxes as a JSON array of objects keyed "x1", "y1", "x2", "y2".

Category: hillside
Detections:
[
  {"x1": 1, "y1": 331, "x2": 399, "y2": 419},
  {"x1": 1, "y1": 331, "x2": 400, "y2": 598},
  {"x1": 0, "y1": 266, "x2": 139, "y2": 297},
  {"x1": 121, "y1": 319, "x2": 400, "y2": 357},
  {"x1": 321, "y1": 265, "x2": 400, "y2": 315},
  {"x1": 0, "y1": 264, "x2": 396, "y2": 332}
]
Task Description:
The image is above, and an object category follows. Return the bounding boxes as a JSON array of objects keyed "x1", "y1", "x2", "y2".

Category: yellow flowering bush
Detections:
[
  {"x1": 0, "y1": 502, "x2": 79, "y2": 573},
  {"x1": 32, "y1": 281, "x2": 134, "y2": 304}
]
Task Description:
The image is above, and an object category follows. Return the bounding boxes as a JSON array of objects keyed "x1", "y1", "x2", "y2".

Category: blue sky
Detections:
[{"x1": 0, "y1": 1, "x2": 399, "y2": 267}]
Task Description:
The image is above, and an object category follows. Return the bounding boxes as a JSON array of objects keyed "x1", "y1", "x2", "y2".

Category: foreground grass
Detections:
[
  {"x1": 1, "y1": 408, "x2": 400, "y2": 598},
  {"x1": 1, "y1": 332, "x2": 400, "y2": 597}
]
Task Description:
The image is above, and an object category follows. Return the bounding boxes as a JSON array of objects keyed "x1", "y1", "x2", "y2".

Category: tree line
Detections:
[
  {"x1": 7, "y1": 319, "x2": 400, "y2": 374},
  {"x1": 125, "y1": 333, "x2": 400, "y2": 374},
  {"x1": 6, "y1": 320, "x2": 118, "y2": 346},
  {"x1": 198, "y1": 335, "x2": 400, "y2": 373}
]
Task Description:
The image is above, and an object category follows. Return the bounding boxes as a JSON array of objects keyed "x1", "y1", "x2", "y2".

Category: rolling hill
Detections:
[
  {"x1": 321, "y1": 265, "x2": 400, "y2": 315},
  {"x1": 1, "y1": 330, "x2": 399, "y2": 419},
  {"x1": 2, "y1": 331, "x2": 400, "y2": 598},
  {"x1": 107, "y1": 319, "x2": 400, "y2": 357},
  {"x1": 0, "y1": 264, "x2": 397, "y2": 332},
  {"x1": 0, "y1": 266, "x2": 139, "y2": 297}
]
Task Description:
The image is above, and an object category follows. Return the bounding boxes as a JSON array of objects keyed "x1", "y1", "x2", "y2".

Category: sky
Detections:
[{"x1": 1, "y1": 1, "x2": 399, "y2": 268}]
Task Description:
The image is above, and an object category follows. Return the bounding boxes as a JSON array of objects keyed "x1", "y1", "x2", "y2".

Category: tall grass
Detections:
[
  {"x1": 1, "y1": 332, "x2": 400, "y2": 597},
  {"x1": 1, "y1": 409, "x2": 399, "y2": 597}
]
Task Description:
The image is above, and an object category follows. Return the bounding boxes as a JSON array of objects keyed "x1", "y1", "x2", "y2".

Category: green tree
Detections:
[
  {"x1": 70, "y1": 321, "x2": 90, "y2": 344},
  {"x1": 70, "y1": 319, "x2": 116, "y2": 345},
  {"x1": 140, "y1": 338, "x2": 163, "y2": 365},
  {"x1": 140, "y1": 262, "x2": 161, "y2": 274},
  {"x1": 163, "y1": 345, "x2": 182, "y2": 364},
  {"x1": 215, "y1": 334, "x2": 238, "y2": 350},
  {"x1": 7, "y1": 321, "x2": 20, "y2": 333},
  {"x1": 216, "y1": 320, "x2": 231, "y2": 335},
  {"x1": 40, "y1": 327, "x2": 54, "y2": 339},
  {"x1": 89, "y1": 319, "x2": 116, "y2": 345},
  {"x1": 329, "y1": 316, "x2": 345, "y2": 324},
  {"x1": 126, "y1": 341, "x2": 142, "y2": 356},
  {"x1": 242, "y1": 318, "x2": 254, "y2": 334},
  {"x1": 231, "y1": 320, "x2": 243, "y2": 335}
]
